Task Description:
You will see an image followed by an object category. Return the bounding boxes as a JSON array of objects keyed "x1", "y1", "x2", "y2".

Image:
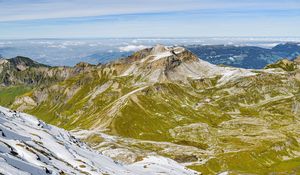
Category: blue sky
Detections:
[{"x1": 0, "y1": 0, "x2": 300, "y2": 39}]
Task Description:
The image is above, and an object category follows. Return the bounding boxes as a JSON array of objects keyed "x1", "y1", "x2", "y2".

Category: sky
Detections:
[{"x1": 0, "y1": 0, "x2": 300, "y2": 39}]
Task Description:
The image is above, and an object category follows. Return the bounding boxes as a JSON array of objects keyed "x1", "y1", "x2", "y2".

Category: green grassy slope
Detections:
[
  {"x1": 11, "y1": 68, "x2": 300, "y2": 174},
  {"x1": 0, "y1": 86, "x2": 32, "y2": 106}
]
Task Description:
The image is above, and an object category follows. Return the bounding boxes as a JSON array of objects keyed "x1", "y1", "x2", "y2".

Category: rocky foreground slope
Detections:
[
  {"x1": 0, "y1": 106, "x2": 197, "y2": 175},
  {"x1": 1, "y1": 45, "x2": 300, "y2": 174}
]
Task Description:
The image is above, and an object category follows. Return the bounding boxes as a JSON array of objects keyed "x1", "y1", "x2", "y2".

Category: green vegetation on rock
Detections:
[{"x1": 0, "y1": 86, "x2": 32, "y2": 106}]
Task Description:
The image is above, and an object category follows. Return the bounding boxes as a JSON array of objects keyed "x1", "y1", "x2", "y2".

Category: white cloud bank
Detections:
[{"x1": 119, "y1": 45, "x2": 149, "y2": 52}]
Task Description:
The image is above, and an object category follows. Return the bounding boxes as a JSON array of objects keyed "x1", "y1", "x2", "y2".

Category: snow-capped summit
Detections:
[{"x1": 0, "y1": 106, "x2": 198, "y2": 175}]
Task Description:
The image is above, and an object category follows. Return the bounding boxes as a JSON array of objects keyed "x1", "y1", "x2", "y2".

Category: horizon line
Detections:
[{"x1": 1, "y1": 36, "x2": 300, "y2": 40}]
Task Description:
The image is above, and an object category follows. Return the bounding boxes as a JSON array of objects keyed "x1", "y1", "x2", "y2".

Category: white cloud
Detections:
[
  {"x1": 0, "y1": 0, "x2": 197, "y2": 21},
  {"x1": 47, "y1": 45, "x2": 67, "y2": 49},
  {"x1": 1, "y1": 0, "x2": 299, "y2": 22},
  {"x1": 62, "y1": 41, "x2": 85, "y2": 46},
  {"x1": 119, "y1": 45, "x2": 149, "y2": 52}
]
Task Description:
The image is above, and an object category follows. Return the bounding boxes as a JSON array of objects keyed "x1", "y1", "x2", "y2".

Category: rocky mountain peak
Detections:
[
  {"x1": 8, "y1": 56, "x2": 49, "y2": 71},
  {"x1": 0, "y1": 59, "x2": 8, "y2": 65},
  {"x1": 272, "y1": 42, "x2": 300, "y2": 52},
  {"x1": 150, "y1": 44, "x2": 169, "y2": 55},
  {"x1": 265, "y1": 58, "x2": 297, "y2": 71},
  {"x1": 75, "y1": 62, "x2": 94, "y2": 67},
  {"x1": 293, "y1": 56, "x2": 300, "y2": 64},
  {"x1": 138, "y1": 45, "x2": 197, "y2": 65},
  {"x1": 116, "y1": 45, "x2": 230, "y2": 83},
  {"x1": 116, "y1": 45, "x2": 199, "y2": 68}
]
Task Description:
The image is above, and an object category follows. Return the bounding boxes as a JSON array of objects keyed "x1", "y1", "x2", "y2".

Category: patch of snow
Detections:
[
  {"x1": 217, "y1": 68, "x2": 256, "y2": 85},
  {"x1": 150, "y1": 51, "x2": 173, "y2": 62},
  {"x1": 128, "y1": 156, "x2": 197, "y2": 175},
  {"x1": 228, "y1": 57, "x2": 235, "y2": 61},
  {"x1": 255, "y1": 43, "x2": 281, "y2": 48},
  {"x1": 0, "y1": 157, "x2": 31, "y2": 175},
  {"x1": 149, "y1": 45, "x2": 185, "y2": 62},
  {"x1": 218, "y1": 171, "x2": 229, "y2": 175}
]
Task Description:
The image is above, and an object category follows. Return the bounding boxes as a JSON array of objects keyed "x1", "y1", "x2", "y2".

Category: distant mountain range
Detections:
[
  {"x1": 1, "y1": 39, "x2": 299, "y2": 68},
  {"x1": 82, "y1": 51, "x2": 133, "y2": 65},
  {"x1": 2, "y1": 45, "x2": 300, "y2": 174},
  {"x1": 186, "y1": 42, "x2": 300, "y2": 69},
  {"x1": 81, "y1": 42, "x2": 300, "y2": 69}
]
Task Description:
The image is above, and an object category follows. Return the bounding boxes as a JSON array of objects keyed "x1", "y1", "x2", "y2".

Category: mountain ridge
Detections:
[{"x1": 1, "y1": 45, "x2": 300, "y2": 174}]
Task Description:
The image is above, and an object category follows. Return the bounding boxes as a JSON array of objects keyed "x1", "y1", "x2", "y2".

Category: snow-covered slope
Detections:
[{"x1": 0, "y1": 106, "x2": 198, "y2": 175}]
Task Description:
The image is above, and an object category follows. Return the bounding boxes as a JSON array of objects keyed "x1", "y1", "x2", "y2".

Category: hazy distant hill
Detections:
[
  {"x1": 82, "y1": 51, "x2": 133, "y2": 64},
  {"x1": 186, "y1": 42, "x2": 300, "y2": 69}
]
